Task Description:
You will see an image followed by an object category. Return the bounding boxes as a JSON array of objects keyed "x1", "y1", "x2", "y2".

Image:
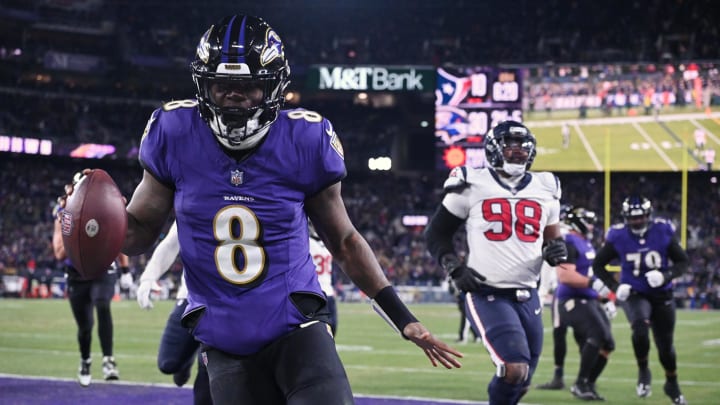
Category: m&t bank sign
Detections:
[{"x1": 308, "y1": 66, "x2": 433, "y2": 91}]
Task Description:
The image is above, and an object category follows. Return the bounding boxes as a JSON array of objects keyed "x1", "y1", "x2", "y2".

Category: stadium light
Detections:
[{"x1": 368, "y1": 156, "x2": 392, "y2": 171}]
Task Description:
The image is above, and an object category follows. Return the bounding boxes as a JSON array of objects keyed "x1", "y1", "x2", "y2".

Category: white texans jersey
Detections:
[
  {"x1": 310, "y1": 236, "x2": 334, "y2": 297},
  {"x1": 442, "y1": 166, "x2": 562, "y2": 288}
]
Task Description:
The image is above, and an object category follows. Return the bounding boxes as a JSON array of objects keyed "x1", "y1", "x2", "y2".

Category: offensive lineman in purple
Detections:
[
  {"x1": 592, "y1": 196, "x2": 688, "y2": 404},
  {"x1": 598, "y1": 218, "x2": 680, "y2": 294}
]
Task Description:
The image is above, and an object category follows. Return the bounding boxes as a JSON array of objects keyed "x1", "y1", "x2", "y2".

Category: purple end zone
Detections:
[
  {"x1": 0, "y1": 376, "x2": 192, "y2": 405},
  {"x1": 0, "y1": 376, "x2": 485, "y2": 405}
]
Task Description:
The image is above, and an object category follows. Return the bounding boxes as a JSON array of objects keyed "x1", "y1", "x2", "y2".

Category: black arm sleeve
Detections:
[
  {"x1": 664, "y1": 237, "x2": 689, "y2": 280},
  {"x1": 591, "y1": 243, "x2": 620, "y2": 290},
  {"x1": 424, "y1": 204, "x2": 464, "y2": 262}
]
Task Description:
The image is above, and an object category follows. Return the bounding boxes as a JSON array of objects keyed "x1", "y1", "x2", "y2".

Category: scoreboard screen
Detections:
[{"x1": 435, "y1": 66, "x2": 523, "y2": 170}]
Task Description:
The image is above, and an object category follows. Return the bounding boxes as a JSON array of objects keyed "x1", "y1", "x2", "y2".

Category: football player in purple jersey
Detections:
[
  {"x1": 592, "y1": 196, "x2": 689, "y2": 405},
  {"x1": 536, "y1": 204, "x2": 577, "y2": 392},
  {"x1": 63, "y1": 14, "x2": 461, "y2": 405},
  {"x1": 425, "y1": 120, "x2": 567, "y2": 405},
  {"x1": 544, "y1": 207, "x2": 615, "y2": 400}
]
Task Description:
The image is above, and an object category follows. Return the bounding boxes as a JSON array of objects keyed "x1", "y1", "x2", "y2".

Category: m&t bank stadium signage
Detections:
[{"x1": 307, "y1": 66, "x2": 434, "y2": 91}]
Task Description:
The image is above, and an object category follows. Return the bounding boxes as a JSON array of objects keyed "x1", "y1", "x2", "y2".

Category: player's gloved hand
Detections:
[
  {"x1": 61, "y1": 169, "x2": 127, "y2": 206},
  {"x1": 441, "y1": 254, "x2": 486, "y2": 292},
  {"x1": 615, "y1": 283, "x2": 632, "y2": 301},
  {"x1": 645, "y1": 269, "x2": 665, "y2": 288},
  {"x1": 59, "y1": 169, "x2": 91, "y2": 204},
  {"x1": 120, "y1": 272, "x2": 134, "y2": 289},
  {"x1": 589, "y1": 276, "x2": 611, "y2": 298},
  {"x1": 602, "y1": 300, "x2": 617, "y2": 320},
  {"x1": 136, "y1": 279, "x2": 154, "y2": 309},
  {"x1": 542, "y1": 238, "x2": 568, "y2": 266}
]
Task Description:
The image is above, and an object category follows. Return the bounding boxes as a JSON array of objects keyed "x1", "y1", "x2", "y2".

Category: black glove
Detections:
[
  {"x1": 542, "y1": 238, "x2": 568, "y2": 266},
  {"x1": 441, "y1": 254, "x2": 486, "y2": 292}
]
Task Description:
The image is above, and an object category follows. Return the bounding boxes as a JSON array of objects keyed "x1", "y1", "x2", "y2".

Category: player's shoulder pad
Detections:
[
  {"x1": 281, "y1": 108, "x2": 327, "y2": 130},
  {"x1": 651, "y1": 217, "x2": 676, "y2": 233},
  {"x1": 141, "y1": 99, "x2": 199, "y2": 141},
  {"x1": 282, "y1": 108, "x2": 344, "y2": 159},
  {"x1": 442, "y1": 166, "x2": 469, "y2": 191},
  {"x1": 161, "y1": 98, "x2": 198, "y2": 112},
  {"x1": 605, "y1": 223, "x2": 625, "y2": 239},
  {"x1": 532, "y1": 171, "x2": 562, "y2": 199}
]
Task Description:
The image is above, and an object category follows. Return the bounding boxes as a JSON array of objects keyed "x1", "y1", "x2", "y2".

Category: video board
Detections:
[{"x1": 435, "y1": 66, "x2": 523, "y2": 169}]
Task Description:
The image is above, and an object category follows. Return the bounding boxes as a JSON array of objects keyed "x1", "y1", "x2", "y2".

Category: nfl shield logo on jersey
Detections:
[{"x1": 230, "y1": 169, "x2": 244, "y2": 186}]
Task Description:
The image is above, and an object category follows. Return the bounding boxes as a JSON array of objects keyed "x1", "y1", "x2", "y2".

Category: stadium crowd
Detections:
[
  {"x1": 0, "y1": 0, "x2": 719, "y2": 308},
  {"x1": 1, "y1": 154, "x2": 718, "y2": 309},
  {"x1": 2, "y1": 0, "x2": 720, "y2": 164},
  {"x1": 3, "y1": 0, "x2": 719, "y2": 68}
]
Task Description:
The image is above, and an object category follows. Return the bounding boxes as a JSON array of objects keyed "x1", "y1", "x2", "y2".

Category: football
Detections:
[{"x1": 61, "y1": 169, "x2": 127, "y2": 279}]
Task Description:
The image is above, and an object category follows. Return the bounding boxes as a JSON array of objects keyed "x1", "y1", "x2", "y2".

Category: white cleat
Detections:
[
  {"x1": 77, "y1": 358, "x2": 91, "y2": 387},
  {"x1": 102, "y1": 356, "x2": 119, "y2": 380}
]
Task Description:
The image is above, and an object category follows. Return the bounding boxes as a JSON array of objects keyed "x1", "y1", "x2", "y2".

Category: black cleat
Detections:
[
  {"x1": 588, "y1": 381, "x2": 605, "y2": 401},
  {"x1": 636, "y1": 368, "x2": 652, "y2": 398},
  {"x1": 571, "y1": 380, "x2": 604, "y2": 401},
  {"x1": 664, "y1": 380, "x2": 688, "y2": 405},
  {"x1": 536, "y1": 377, "x2": 565, "y2": 390}
]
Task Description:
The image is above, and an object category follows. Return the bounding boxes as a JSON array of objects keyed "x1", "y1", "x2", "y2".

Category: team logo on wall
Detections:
[{"x1": 230, "y1": 169, "x2": 244, "y2": 186}]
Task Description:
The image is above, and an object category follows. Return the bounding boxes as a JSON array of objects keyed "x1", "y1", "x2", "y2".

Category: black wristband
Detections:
[
  {"x1": 120, "y1": 266, "x2": 130, "y2": 274},
  {"x1": 373, "y1": 286, "x2": 418, "y2": 339}
]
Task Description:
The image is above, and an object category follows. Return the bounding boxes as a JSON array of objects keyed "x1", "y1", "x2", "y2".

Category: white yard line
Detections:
[
  {"x1": 571, "y1": 123, "x2": 603, "y2": 170},
  {"x1": 631, "y1": 122, "x2": 679, "y2": 170}
]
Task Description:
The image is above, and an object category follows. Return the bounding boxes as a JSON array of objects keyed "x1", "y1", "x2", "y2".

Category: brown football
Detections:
[{"x1": 61, "y1": 169, "x2": 127, "y2": 279}]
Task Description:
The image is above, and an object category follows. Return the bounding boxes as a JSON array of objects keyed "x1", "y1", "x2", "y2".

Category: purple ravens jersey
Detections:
[
  {"x1": 604, "y1": 219, "x2": 676, "y2": 295},
  {"x1": 556, "y1": 232, "x2": 597, "y2": 300},
  {"x1": 139, "y1": 102, "x2": 346, "y2": 355}
]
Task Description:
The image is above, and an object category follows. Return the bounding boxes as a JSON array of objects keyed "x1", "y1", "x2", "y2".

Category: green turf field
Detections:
[
  {"x1": 523, "y1": 106, "x2": 720, "y2": 172},
  {"x1": 1, "y1": 299, "x2": 718, "y2": 404}
]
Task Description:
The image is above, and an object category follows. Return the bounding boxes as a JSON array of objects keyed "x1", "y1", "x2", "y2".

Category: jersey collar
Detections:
[{"x1": 489, "y1": 169, "x2": 532, "y2": 195}]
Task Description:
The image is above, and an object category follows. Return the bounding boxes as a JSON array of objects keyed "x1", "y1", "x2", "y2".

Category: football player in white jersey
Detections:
[
  {"x1": 309, "y1": 222, "x2": 338, "y2": 335},
  {"x1": 425, "y1": 120, "x2": 566, "y2": 405}
]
